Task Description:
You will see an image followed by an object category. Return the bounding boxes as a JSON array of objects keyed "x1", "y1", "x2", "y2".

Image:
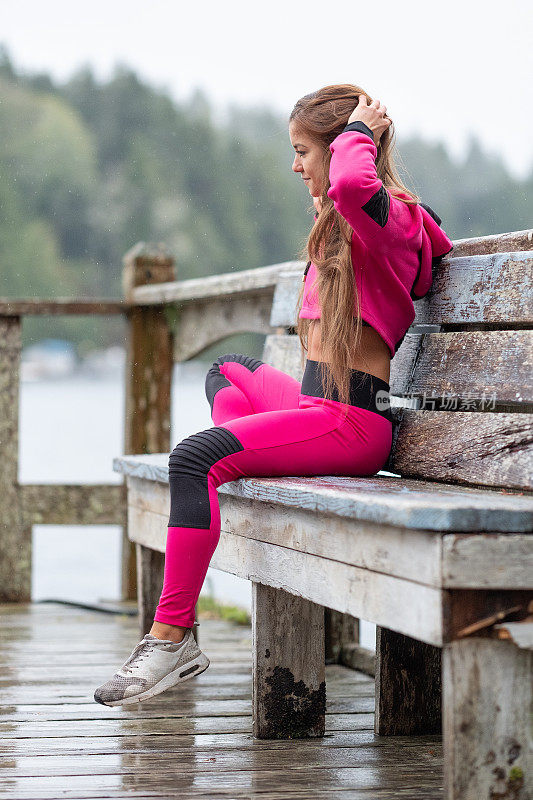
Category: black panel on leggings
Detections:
[
  {"x1": 168, "y1": 426, "x2": 244, "y2": 528},
  {"x1": 205, "y1": 353, "x2": 265, "y2": 412}
]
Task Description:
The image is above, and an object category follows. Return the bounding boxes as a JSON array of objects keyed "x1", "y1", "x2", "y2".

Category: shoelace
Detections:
[
  {"x1": 120, "y1": 628, "x2": 195, "y2": 675},
  {"x1": 121, "y1": 638, "x2": 160, "y2": 674}
]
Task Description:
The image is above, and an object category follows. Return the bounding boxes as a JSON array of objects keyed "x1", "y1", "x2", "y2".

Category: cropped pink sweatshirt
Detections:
[{"x1": 299, "y1": 120, "x2": 454, "y2": 357}]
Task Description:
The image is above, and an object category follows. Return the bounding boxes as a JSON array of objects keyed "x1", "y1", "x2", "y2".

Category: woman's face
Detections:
[{"x1": 289, "y1": 121, "x2": 324, "y2": 199}]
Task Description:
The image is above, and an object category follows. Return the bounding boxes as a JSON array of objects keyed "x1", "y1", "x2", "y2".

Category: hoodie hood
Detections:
[{"x1": 412, "y1": 202, "x2": 454, "y2": 299}]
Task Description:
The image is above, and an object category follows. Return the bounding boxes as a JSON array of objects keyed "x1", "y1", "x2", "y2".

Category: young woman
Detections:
[{"x1": 94, "y1": 84, "x2": 453, "y2": 706}]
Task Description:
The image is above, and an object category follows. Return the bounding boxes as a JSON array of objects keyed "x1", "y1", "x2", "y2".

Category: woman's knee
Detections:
[
  {"x1": 168, "y1": 427, "x2": 244, "y2": 480},
  {"x1": 167, "y1": 427, "x2": 244, "y2": 528},
  {"x1": 212, "y1": 353, "x2": 264, "y2": 373},
  {"x1": 204, "y1": 353, "x2": 264, "y2": 409}
]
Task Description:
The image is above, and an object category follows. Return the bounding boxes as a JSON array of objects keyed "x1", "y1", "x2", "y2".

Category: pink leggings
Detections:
[{"x1": 154, "y1": 354, "x2": 393, "y2": 628}]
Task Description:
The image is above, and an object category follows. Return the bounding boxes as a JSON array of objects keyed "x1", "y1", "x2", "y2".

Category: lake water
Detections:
[{"x1": 19, "y1": 360, "x2": 375, "y2": 649}]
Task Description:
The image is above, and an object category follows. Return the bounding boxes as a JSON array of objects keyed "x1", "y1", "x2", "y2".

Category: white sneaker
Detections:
[{"x1": 93, "y1": 624, "x2": 210, "y2": 707}]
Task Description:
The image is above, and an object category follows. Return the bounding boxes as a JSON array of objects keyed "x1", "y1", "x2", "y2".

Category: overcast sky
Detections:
[{"x1": 2, "y1": 0, "x2": 532, "y2": 180}]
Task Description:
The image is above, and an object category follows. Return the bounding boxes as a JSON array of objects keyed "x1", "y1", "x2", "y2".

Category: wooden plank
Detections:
[
  {"x1": 442, "y1": 533, "x2": 533, "y2": 589},
  {"x1": 0, "y1": 669, "x2": 370, "y2": 692},
  {"x1": 218, "y1": 473, "x2": 533, "y2": 532},
  {"x1": 0, "y1": 744, "x2": 444, "y2": 777},
  {"x1": 131, "y1": 260, "x2": 303, "y2": 306},
  {"x1": 0, "y1": 315, "x2": 29, "y2": 601},
  {"x1": 0, "y1": 712, "x2": 376, "y2": 739},
  {"x1": 0, "y1": 299, "x2": 125, "y2": 315},
  {"x1": 3, "y1": 729, "x2": 437, "y2": 757},
  {"x1": 219, "y1": 499, "x2": 532, "y2": 591},
  {"x1": 0, "y1": 769, "x2": 446, "y2": 799},
  {"x1": 414, "y1": 250, "x2": 533, "y2": 325},
  {"x1": 448, "y1": 228, "x2": 532, "y2": 257},
  {"x1": 252, "y1": 583, "x2": 326, "y2": 738},
  {"x1": 209, "y1": 531, "x2": 444, "y2": 646},
  {"x1": 442, "y1": 638, "x2": 532, "y2": 800},
  {"x1": 0, "y1": 662, "x2": 253, "y2": 681},
  {"x1": 375, "y1": 627, "x2": 441, "y2": 736},
  {"x1": 115, "y1": 463, "x2": 533, "y2": 534},
  {"x1": 19, "y1": 483, "x2": 126, "y2": 525},
  {"x1": 126, "y1": 481, "x2": 444, "y2": 587},
  {"x1": 391, "y1": 410, "x2": 533, "y2": 490},
  {"x1": 406, "y1": 330, "x2": 533, "y2": 404},
  {"x1": 125, "y1": 483, "x2": 532, "y2": 597}
]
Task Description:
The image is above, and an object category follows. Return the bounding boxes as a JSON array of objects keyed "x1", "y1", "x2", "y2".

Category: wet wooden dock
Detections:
[{"x1": 0, "y1": 602, "x2": 443, "y2": 799}]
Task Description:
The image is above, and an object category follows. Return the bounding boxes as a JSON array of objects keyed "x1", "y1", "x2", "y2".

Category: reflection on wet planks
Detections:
[{"x1": 0, "y1": 603, "x2": 443, "y2": 799}]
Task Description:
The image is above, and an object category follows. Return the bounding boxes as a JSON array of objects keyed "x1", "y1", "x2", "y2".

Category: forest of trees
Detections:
[{"x1": 1, "y1": 43, "x2": 531, "y2": 353}]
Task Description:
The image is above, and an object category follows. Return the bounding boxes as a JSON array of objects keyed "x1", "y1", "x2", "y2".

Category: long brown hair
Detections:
[{"x1": 289, "y1": 84, "x2": 420, "y2": 407}]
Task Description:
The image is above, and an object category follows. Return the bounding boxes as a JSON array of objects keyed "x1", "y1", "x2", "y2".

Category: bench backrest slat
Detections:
[
  {"x1": 403, "y1": 330, "x2": 531, "y2": 405},
  {"x1": 391, "y1": 411, "x2": 533, "y2": 490},
  {"x1": 413, "y1": 251, "x2": 532, "y2": 326},
  {"x1": 271, "y1": 251, "x2": 533, "y2": 329}
]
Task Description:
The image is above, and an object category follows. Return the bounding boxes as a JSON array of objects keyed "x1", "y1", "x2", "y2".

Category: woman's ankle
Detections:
[{"x1": 150, "y1": 620, "x2": 189, "y2": 643}]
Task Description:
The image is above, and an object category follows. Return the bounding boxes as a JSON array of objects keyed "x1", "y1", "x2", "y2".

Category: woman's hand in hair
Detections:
[{"x1": 347, "y1": 95, "x2": 391, "y2": 144}]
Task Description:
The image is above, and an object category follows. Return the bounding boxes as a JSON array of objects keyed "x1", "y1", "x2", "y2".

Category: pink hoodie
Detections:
[{"x1": 299, "y1": 121, "x2": 454, "y2": 357}]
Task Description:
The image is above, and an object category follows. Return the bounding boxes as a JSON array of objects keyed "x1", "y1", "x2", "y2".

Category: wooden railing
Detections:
[{"x1": 0, "y1": 242, "x2": 303, "y2": 602}]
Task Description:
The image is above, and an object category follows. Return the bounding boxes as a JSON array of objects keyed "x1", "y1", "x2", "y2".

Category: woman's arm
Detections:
[{"x1": 326, "y1": 95, "x2": 413, "y2": 248}]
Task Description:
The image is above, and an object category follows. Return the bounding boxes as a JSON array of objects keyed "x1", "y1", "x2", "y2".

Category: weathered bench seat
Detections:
[{"x1": 114, "y1": 454, "x2": 533, "y2": 650}]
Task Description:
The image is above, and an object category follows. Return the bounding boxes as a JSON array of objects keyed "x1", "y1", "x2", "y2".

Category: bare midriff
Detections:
[{"x1": 307, "y1": 318, "x2": 391, "y2": 385}]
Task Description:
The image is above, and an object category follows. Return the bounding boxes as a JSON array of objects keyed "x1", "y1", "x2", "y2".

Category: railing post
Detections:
[
  {"x1": 0, "y1": 315, "x2": 30, "y2": 601},
  {"x1": 121, "y1": 243, "x2": 175, "y2": 601}
]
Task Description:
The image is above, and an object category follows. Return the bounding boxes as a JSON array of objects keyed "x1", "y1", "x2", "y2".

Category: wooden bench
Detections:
[{"x1": 114, "y1": 228, "x2": 533, "y2": 800}]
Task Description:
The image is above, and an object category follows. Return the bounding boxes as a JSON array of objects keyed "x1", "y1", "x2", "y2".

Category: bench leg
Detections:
[
  {"x1": 325, "y1": 608, "x2": 359, "y2": 662},
  {"x1": 374, "y1": 626, "x2": 442, "y2": 735},
  {"x1": 252, "y1": 582, "x2": 326, "y2": 739},
  {"x1": 326, "y1": 609, "x2": 375, "y2": 676},
  {"x1": 135, "y1": 543, "x2": 165, "y2": 638},
  {"x1": 443, "y1": 638, "x2": 532, "y2": 800}
]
